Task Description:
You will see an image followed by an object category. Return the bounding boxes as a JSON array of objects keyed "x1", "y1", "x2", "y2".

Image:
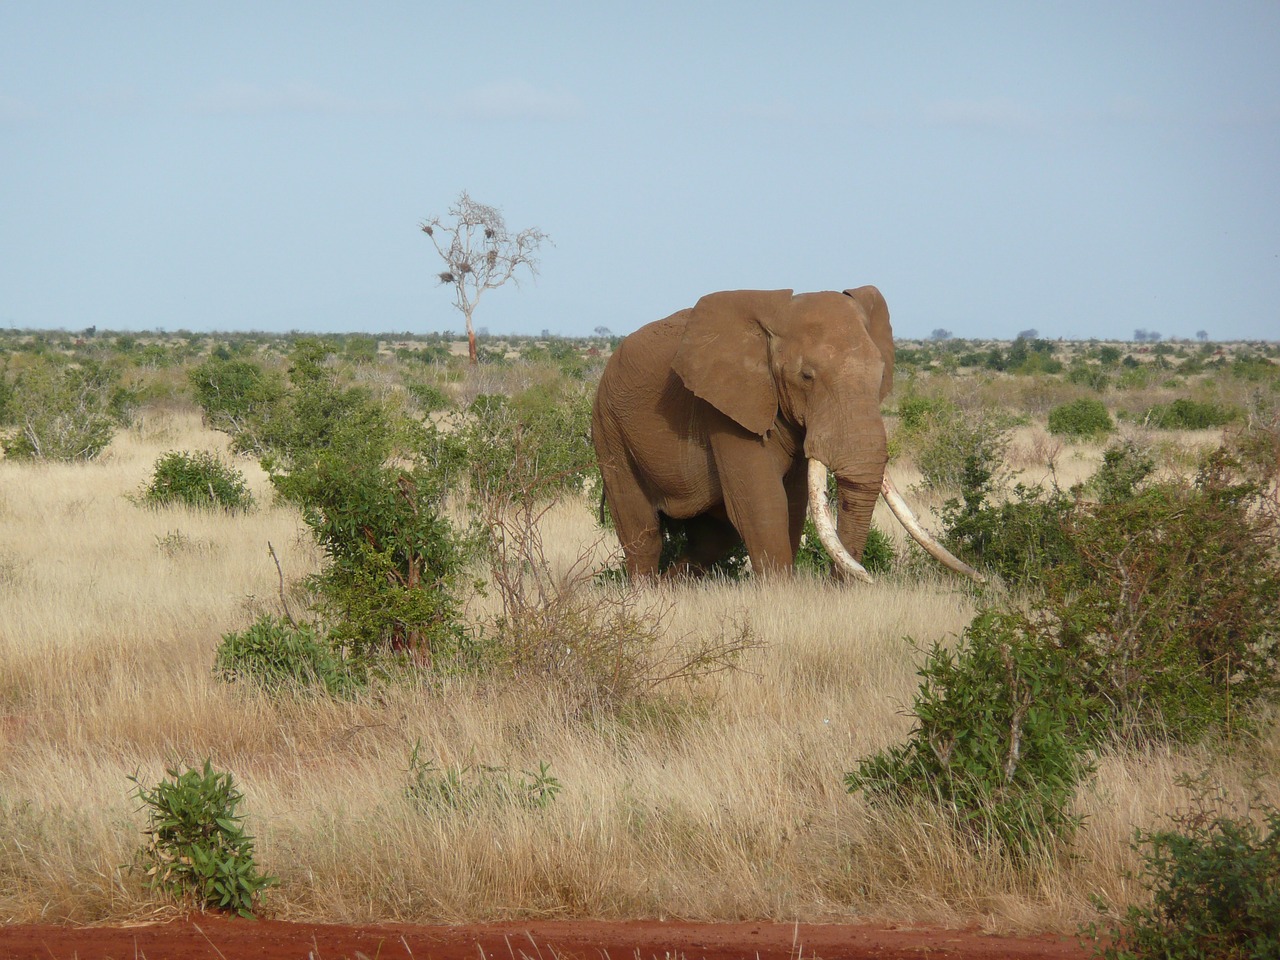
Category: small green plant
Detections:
[
  {"x1": 139, "y1": 450, "x2": 255, "y2": 512},
  {"x1": 846, "y1": 609, "x2": 1094, "y2": 860},
  {"x1": 1047, "y1": 397, "x2": 1114, "y2": 438},
  {"x1": 405, "y1": 741, "x2": 562, "y2": 812},
  {"x1": 130, "y1": 760, "x2": 276, "y2": 917},
  {"x1": 214, "y1": 615, "x2": 369, "y2": 697},
  {"x1": 1141, "y1": 397, "x2": 1237, "y2": 430},
  {"x1": 1092, "y1": 782, "x2": 1280, "y2": 960}
]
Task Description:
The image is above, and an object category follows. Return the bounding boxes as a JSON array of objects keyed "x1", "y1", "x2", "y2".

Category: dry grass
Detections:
[{"x1": 0, "y1": 411, "x2": 1275, "y2": 933}]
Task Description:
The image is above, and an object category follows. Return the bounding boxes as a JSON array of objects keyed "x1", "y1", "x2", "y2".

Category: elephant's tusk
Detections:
[
  {"x1": 880, "y1": 473, "x2": 987, "y2": 583},
  {"x1": 807, "y1": 460, "x2": 874, "y2": 584}
]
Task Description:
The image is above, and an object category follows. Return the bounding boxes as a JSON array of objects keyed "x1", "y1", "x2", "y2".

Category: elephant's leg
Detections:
[
  {"x1": 711, "y1": 432, "x2": 795, "y2": 576},
  {"x1": 601, "y1": 460, "x2": 662, "y2": 579}
]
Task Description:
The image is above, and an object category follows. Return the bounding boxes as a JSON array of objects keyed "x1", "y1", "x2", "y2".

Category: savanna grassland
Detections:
[{"x1": 0, "y1": 328, "x2": 1277, "y2": 937}]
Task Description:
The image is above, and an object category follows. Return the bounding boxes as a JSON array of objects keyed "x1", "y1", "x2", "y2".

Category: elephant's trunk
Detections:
[
  {"x1": 807, "y1": 460, "x2": 874, "y2": 583},
  {"x1": 807, "y1": 462, "x2": 987, "y2": 584}
]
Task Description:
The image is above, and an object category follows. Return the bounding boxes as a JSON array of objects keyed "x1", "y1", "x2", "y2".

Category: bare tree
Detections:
[{"x1": 420, "y1": 191, "x2": 550, "y2": 365}]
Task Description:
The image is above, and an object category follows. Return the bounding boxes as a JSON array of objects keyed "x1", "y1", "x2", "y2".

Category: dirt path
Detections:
[{"x1": 0, "y1": 917, "x2": 1094, "y2": 960}]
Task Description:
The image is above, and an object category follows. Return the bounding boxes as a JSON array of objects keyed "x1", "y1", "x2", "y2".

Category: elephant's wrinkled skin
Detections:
[{"x1": 592, "y1": 287, "x2": 896, "y2": 580}]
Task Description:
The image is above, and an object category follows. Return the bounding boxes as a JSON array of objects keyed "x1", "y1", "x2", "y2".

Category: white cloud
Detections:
[{"x1": 439, "y1": 79, "x2": 584, "y2": 122}]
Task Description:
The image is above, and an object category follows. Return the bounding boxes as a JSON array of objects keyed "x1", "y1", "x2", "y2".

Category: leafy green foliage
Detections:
[
  {"x1": 405, "y1": 741, "x2": 562, "y2": 813},
  {"x1": 898, "y1": 393, "x2": 1013, "y2": 491},
  {"x1": 940, "y1": 455, "x2": 1077, "y2": 588},
  {"x1": 1141, "y1": 397, "x2": 1237, "y2": 430},
  {"x1": 214, "y1": 615, "x2": 369, "y2": 697},
  {"x1": 454, "y1": 384, "x2": 596, "y2": 500},
  {"x1": 188, "y1": 356, "x2": 284, "y2": 439},
  {"x1": 284, "y1": 455, "x2": 476, "y2": 665},
  {"x1": 1093, "y1": 785, "x2": 1280, "y2": 960},
  {"x1": 1048, "y1": 454, "x2": 1280, "y2": 744},
  {"x1": 130, "y1": 761, "x2": 276, "y2": 918},
  {"x1": 139, "y1": 450, "x2": 255, "y2": 512},
  {"x1": 1047, "y1": 397, "x2": 1114, "y2": 438},
  {"x1": 2, "y1": 357, "x2": 125, "y2": 461},
  {"x1": 942, "y1": 442, "x2": 1280, "y2": 745},
  {"x1": 846, "y1": 610, "x2": 1094, "y2": 859}
]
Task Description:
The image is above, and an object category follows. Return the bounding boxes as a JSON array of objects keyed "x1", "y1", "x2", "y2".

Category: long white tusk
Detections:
[
  {"x1": 880, "y1": 473, "x2": 986, "y2": 583},
  {"x1": 807, "y1": 459, "x2": 874, "y2": 584}
]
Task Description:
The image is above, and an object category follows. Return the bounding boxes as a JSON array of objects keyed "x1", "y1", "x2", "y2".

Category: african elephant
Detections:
[{"x1": 591, "y1": 287, "x2": 982, "y2": 582}]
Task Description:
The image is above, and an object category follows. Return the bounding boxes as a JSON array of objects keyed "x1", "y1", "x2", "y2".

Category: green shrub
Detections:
[
  {"x1": 899, "y1": 395, "x2": 1012, "y2": 492},
  {"x1": 1048, "y1": 455, "x2": 1280, "y2": 744},
  {"x1": 284, "y1": 456, "x2": 476, "y2": 665},
  {"x1": 456, "y1": 385, "x2": 596, "y2": 499},
  {"x1": 406, "y1": 381, "x2": 452, "y2": 413},
  {"x1": 1142, "y1": 397, "x2": 1237, "y2": 430},
  {"x1": 845, "y1": 609, "x2": 1094, "y2": 859},
  {"x1": 943, "y1": 444, "x2": 1280, "y2": 745},
  {"x1": 940, "y1": 455, "x2": 1078, "y2": 588},
  {"x1": 188, "y1": 356, "x2": 284, "y2": 440},
  {"x1": 214, "y1": 615, "x2": 368, "y2": 697},
  {"x1": 2, "y1": 357, "x2": 122, "y2": 461},
  {"x1": 130, "y1": 760, "x2": 275, "y2": 917},
  {"x1": 1047, "y1": 397, "x2": 1114, "y2": 438},
  {"x1": 1093, "y1": 786, "x2": 1280, "y2": 960},
  {"x1": 139, "y1": 450, "x2": 255, "y2": 512}
]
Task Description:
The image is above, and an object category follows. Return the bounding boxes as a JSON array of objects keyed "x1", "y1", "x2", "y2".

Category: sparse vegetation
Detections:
[{"x1": 0, "y1": 327, "x2": 1277, "y2": 940}]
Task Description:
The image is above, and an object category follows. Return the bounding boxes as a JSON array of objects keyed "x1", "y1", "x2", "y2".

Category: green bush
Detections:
[
  {"x1": 845, "y1": 609, "x2": 1094, "y2": 859},
  {"x1": 188, "y1": 356, "x2": 283, "y2": 440},
  {"x1": 943, "y1": 445, "x2": 1280, "y2": 745},
  {"x1": 455, "y1": 385, "x2": 596, "y2": 500},
  {"x1": 406, "y1": 381, "x2": 452, "y2": 413},
  {"x1": 1049, "y1": 455, "x2": 1280, "y2": 744},
  {"x1": 898, "y1": 394, "x2": 1013, "y2": 492},
  {"x1": 214, "y1": 615, "x2": 369, "y2": 697},
  {"x1": 1093, "y1": 787, "x2": 1280, "y2": 959},
  {"x1": 139, "y1": 450, "x2": 255, "y2": 512},
  {"x1": 278, "y1": 450, "x2": 475, "y2": 664},
  {"x1": 940, "y1": 456, "x2": 1078, "y2": 588},
  {"x1": 3, "y1": 357, "x2": 123, "y2": 461},
  {"x1": 1142, "y1": 397, "x2": 1237, "y2": 430},
  {"x1": 1047, "y1": 397, "x2": 1114, "y2": 438},
  {"x1": 130, "y1": 760, "x2": 276, "y2": 917}
]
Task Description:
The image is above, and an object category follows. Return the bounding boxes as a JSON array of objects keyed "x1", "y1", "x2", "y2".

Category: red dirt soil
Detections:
[{"x1": 0, "y1": 917, "x2": 1093, "y2": 960}]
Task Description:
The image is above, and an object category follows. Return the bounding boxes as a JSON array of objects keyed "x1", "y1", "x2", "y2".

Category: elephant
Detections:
[{"x1": 590, "y1": 286, "x2": 983, "y2": 582}]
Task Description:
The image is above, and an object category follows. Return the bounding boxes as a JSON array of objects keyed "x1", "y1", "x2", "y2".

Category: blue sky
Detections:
[{"x1": 2, "y1": 2, "x2": 1277, "y2": 341}]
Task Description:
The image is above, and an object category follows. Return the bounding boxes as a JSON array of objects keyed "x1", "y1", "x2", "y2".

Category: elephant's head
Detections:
[
  {"x1": 671, "y1": 288, "x2": 891, "y2": 567},
  {"x1": 671, "y1": 287, "x2": 980, "y2": 582}
]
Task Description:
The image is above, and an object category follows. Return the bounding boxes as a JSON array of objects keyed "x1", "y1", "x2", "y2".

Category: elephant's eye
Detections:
[{"x1": 800, "y1": 369, "x2": 815, "y2": 382}]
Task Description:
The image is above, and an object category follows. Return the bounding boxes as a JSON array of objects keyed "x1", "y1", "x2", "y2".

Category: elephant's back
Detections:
[{"x1": 595, "y1": 312, "x2": 688, "y2": 412}]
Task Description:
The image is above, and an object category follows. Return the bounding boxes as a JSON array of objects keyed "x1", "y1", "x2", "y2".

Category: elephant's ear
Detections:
[
  {"x1": 844, "y1": 286, "x2": 894, "y2": 401},
  {"x1": 672, "y1": 289, "x2": 793, "y2": 437}
]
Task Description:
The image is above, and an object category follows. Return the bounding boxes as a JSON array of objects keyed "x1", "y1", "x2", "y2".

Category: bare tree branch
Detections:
[{"x1": 420, "y1": 191, "x2": 551, "y2": 364}]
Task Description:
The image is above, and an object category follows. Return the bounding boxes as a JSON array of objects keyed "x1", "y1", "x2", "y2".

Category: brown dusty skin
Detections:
[{"x1": 0, "y1": 917, "x2": 1094, "y2": 960}]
